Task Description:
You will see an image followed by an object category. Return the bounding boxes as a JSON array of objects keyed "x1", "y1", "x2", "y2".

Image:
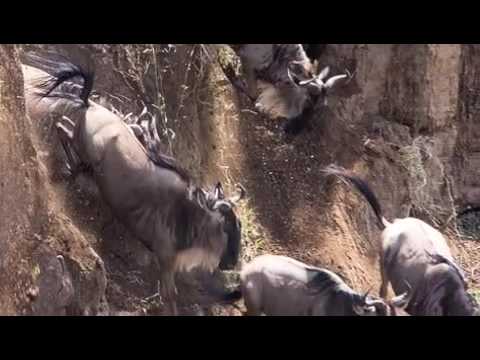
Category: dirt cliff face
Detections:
[
  {"x1": 0, "y1": 45, "x2": 107, "y2": 315},
  {"x1": 1, "y1": 44, "x2": 478, "y2": 315}
]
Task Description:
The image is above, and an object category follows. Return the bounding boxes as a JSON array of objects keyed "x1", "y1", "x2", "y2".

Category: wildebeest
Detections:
[
  {"x1": 26, "y1": 53, "x2": 246, "y2": 315},
  {"x1": 22, "y1": 59, "x2": 157, "y2": 175},
  {"x1": 224, "y1": 44, "x2": 350, "y2": 135},
  {"x1": 224, "y1": 254, "x2": 411, "y2": 316},
  {"x1": 324, "y1": 165, "x2": 479, "y2": 316}
]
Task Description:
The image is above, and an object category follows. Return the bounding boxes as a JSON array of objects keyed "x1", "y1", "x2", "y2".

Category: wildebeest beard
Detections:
[{"x1": 282, "y1": 94, "x2": 318, "y2": 135}]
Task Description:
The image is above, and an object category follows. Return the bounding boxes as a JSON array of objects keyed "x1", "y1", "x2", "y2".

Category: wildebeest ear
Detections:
[
  {"x1": 317, "y1": 66, "x2": 330, "y2": 81},
  {"x1": 214, "y1": 182, "x2": 225, "y2": 200}
]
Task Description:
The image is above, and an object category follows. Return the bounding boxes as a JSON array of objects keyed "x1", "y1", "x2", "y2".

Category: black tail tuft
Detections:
[
  {"x1": 23, "y1": 51, "x2": 95, "y2": 108},
  {"x1": 322, "y1": 164, "x2": 386, "y2": 230}
]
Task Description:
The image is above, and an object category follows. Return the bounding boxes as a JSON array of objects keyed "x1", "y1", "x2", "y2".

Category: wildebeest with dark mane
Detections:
[
  {"x1": 26, "y1": 53, "x2": 246, "y2": 315},
  {"x1": 224, "y1": 44, "x2": 350, "y2": 136},
  {"x1": 224, "y1": 254, "x2": 412, "y2": 316},
  {"x1": 324, "y1": 165, "x2": 479, "y2": 316},
  {"x1": 21, "y1": 55, "x2": 166, "y2": 177}
]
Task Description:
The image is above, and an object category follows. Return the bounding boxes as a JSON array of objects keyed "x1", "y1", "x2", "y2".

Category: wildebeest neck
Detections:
[
  {"x1": 412, "y1": 263, "x2": 473, "y2": 316},
  {"x1": 173, "y1": 188, "x2": 227, "y2": 272}
]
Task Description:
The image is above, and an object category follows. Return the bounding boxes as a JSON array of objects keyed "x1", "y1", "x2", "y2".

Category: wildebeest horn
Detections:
[
  {"x1": 298, "y1": 78, "x2": 317, "y2": 86},
  {"x1": 228, "y1": 184, "x2": 246, "y2": 205},
  {"x1": 213, "y1": 200, "x2": 233, "y2": 213},
  {"x1": 324, "y1": 74, "x2": 348, "y2": 89},
  {"x1": 361, "y1": 287, "x2": 385, "y2": 307},
  {"x1": 287, "y1": 61, "x2": 316, "y2": 88},
  {"x1": 362, "y1": 286, "x2": 373, "y2": 300},
  {"x1": 193, "y1": 188, "x2": 208, "y2": 208},
  {"x1": 317, "y1": 66, "x2": 330, "y2": 81},
  {"x1": 390, "y1": 280, "x2": 413, "y2": 309},
  {"x1": 345, "y1": 68, "x2": 356, "y2": 84},
  {"x1": 57, "y1": 255, "x2": 66, "y2": 274},
  {"x1": 287, "y1": 66, "x2": 300, "y2": 86},
  {"x1": 138, "y1": 105, "x2": 148, "y2": 120},
  {"x1": 364, "y1": 297, "x2": 385, "y2": 307},
  {"x1": 214, "y1": 182, "x2": 225, "y2": 200},
  {"x1": 390, "y1": 291, "x2": 412, "y2": 309}
]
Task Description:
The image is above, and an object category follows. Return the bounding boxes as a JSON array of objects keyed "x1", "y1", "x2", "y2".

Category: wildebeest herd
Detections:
[{"x1": 20, "y1": 45, "x2": 479, "y2": 316}]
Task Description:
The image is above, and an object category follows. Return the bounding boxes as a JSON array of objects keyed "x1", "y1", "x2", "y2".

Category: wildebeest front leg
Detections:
[
  {"x1": 282, "y1": 115, "x2": 309, "y2": 136},
  {"x1": 282, "y1": 100, "x2": 315, "y2": 136},
  {"x1": 55, "y1": 122, "x2": 81, "y2": 175},
  {"x1": 242, "y1": 283, "x2": 262, "y2": 316},
  {"x1": 56, "y1": 117, "x2": 93, "y2": 177},
  {"x1": 219, "y1": 62, "x2": 257, "y2": 103},
  {"x1": 379, "y1": 253, "x2": 389, "y2": 298},
  {"x1": 159, "y1": 271, "x2": 178, "y2": 316}
]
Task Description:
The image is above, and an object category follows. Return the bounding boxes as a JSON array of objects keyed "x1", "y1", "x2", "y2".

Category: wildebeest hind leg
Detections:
[
  {"x1": 158, "y1": 271, "x2": 178, "y2": 316},
  {"x1": 55, "y1": 122, "x2": 81, "y2": 175}
]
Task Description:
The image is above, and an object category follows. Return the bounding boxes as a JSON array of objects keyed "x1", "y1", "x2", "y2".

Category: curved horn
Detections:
[
  {"x1": 57, "y1": 255, "x2": 66, "y2": 275},
  {"x1": 287, "y1": 66, "x2": 302, "y2": 87},
  {"x1": 138, "y1": 105, "x2": 149, "y2": 120},
  {"x1": 362, "y1": 286, "x2": 373, "y2": 299},
  {"x1": 287, "y1": 61, "x2": 317, "y2": 88},
  {"x1": 324, "y1": 74, "x2": 348, "y2": 89},
  {"x1": 390, "y1": 280, "x2": 413, "y2": 309},
  {"x1": 214, "y1": 182, "x2": 225, "y2": 200},
  {"x1": 298, "y1": 78, "x2": 317, "y2": 86},
  {"x1": 317, "y1": 66, "x2": 330, "y2": 81},
  {"x1": 213, "y1": 200, "x2": 233, "y2": 213},
  {"x1": 364, "y1": 297, "x2": 385, "y2": 307},
  {"x1": 390, "y1": 292, "x2": 412, "y2": 309},
  {"x1": 361, "y1": 287, "x2": 384, "y2": 307}
]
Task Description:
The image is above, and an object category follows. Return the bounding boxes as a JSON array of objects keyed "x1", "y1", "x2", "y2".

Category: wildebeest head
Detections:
[
  {"x1": 418, "y1": 262, "x2": 477, "y2": 316},
  {"x1": 352, "y1": 287, "x2": 412, "y2": 316},
  {"x1": 442, "y1": 272, "x2": 477, "y2": 316},
  {"x1": 287, "y1": 61, "x2": 349, "y2": 106},
  {"x1": 420, "y1": 252, "x2": 477, "y2": 316},
  {"x1": 200, "y1": 182, "x2": 246, "y2": 270}
]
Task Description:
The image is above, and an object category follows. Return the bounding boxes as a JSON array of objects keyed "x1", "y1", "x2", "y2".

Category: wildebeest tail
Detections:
[
  {"x1": 322, "y1": 164, "x2": 388, "y2": 230},
  {"x1": 23, "y1": 51, "x2": 94, "y2": 108}
]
